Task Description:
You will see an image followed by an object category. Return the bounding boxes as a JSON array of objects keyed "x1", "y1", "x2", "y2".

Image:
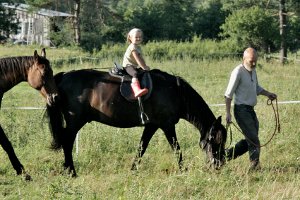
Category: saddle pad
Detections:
[{"x1": 120, "y1": 72, "x2": 152, "y2": 101}]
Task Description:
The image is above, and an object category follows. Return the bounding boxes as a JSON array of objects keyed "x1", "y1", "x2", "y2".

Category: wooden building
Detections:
[{"x1": 2, "y1": 3, "x2": 73, "y2": 46}]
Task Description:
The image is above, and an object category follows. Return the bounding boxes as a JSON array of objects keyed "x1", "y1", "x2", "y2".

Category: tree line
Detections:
[{"x1": 1, "y1": 0, "x2": 300, "y2": 63}]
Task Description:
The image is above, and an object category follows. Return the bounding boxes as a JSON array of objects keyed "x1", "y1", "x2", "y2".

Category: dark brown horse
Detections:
[
  {"x1": 46, "y1": 69, "x2": 227, "y2": 177},
  {"x1": 0, "y1": 49, "x2": 58, "y2": 180}
]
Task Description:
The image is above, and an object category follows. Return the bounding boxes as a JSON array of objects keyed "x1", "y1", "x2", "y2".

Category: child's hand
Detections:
[{"x1": 143, "y1": 66, "x2": 150, "y2": 71}]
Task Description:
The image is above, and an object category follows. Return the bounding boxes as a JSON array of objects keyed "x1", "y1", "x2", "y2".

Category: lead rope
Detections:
[
  {"x1": 228, "y1": 98, "x2": 280, "y2": 148},
  {"x1": 138, "y1": 97, "x2": 149, "y2": 124},
  {"x1": 225, "y1": 123, "x2": 233, "y2": 149}
]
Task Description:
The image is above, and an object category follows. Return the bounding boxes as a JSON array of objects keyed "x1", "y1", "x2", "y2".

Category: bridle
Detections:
[{"x1": 226, "y1": 98, "x2": 280, "y2": 148}]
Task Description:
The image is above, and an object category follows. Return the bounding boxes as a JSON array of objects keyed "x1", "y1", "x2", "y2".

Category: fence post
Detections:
[{"x1": 76, "y1": 131, "x2": 80, "y2": 158}]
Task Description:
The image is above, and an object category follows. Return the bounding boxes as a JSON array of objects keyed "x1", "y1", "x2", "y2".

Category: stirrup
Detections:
[{"x1": 137, "y1": 97, "x2": 149, "y2": 124}]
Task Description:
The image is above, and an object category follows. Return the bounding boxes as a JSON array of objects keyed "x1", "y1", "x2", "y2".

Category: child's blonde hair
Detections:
[{"x1": 127, "y1": 28, "x2": 143, "y2": 43}]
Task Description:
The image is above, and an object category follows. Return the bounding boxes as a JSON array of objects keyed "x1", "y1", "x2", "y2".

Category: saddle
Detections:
[{"x1": 109, "y1": 63, "x2": 153, "y2": 102}]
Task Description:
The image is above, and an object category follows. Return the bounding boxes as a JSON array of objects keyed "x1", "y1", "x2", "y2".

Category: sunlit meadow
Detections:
[{"x1": 0, "y1": 45, "x2": 299, "y2": 199}]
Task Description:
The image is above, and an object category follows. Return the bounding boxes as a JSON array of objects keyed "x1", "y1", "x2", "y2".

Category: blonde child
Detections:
[{"x1": 122, "y1": 28, "x2": 150, "y2": 98}]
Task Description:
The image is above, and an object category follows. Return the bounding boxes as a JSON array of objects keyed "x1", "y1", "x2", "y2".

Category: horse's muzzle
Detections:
[{"x1": 206, "y1": 146, "x2": 225, "y2": 170}]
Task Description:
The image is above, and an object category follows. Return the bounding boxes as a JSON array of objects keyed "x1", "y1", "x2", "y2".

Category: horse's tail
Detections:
[{"x1": 47, "y1": 72, "x2": 65, "y2": 150}]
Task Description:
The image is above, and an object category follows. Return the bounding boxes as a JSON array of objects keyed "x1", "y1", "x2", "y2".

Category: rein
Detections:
[{"x1": 226, "y1": 99, "x2": 280, "y2": 148}]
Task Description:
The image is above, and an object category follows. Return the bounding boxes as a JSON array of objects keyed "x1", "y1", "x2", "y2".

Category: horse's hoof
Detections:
[
  {"x1": 131, "y1": 163, "x2": 138, "y2": 171},
  {"x1": 23, "y1": 173, "x2": 32, "y2": 181},
  {"x1": 71, "y1": 172, "x2": 77, "y2": 178},
  {"x1": 178, "y1": 166, "x2": 188, "y2": 173}
]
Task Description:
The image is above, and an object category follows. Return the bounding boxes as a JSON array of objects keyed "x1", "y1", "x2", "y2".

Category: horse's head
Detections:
[
  {"x1": 27, "y1": 49, "x2": 58, "y2": 106},
  {"x1": 201, "y1": 116, "x2": 227, "y2": 169}
]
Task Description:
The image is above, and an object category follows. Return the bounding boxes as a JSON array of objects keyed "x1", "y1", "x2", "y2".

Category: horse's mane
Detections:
[
  {"x1": 176, "y1": 74, "x2": 216, "y2": 134},
  {"x1": 53, "y1": 71, "x2": 66, "y2": 84},
  {"x1": 149, "y1": 69, "x2": 216, "y2": 132},
  {"x1": 0, "y1": 56, "x2": 35, "y2": 81}
]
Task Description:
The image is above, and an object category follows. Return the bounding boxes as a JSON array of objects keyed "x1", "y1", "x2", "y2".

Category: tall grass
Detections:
[{"x1": 0, "y1": 45, "x2": 299, "y2": 199}]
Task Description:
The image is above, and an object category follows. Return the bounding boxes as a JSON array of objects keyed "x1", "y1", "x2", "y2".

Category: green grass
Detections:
[{"x1": 0, "y1": 46, "x2": 300, "y2": 199}]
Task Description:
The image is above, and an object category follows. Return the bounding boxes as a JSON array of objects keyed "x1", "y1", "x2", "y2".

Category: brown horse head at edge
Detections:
[{"x1": 27, "y1": 48, "x2": 58, "y2": 106}]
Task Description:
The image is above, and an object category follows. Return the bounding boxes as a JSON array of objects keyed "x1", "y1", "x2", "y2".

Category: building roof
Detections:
[{"x1": 2, "y1": 3, "x2": 73, "y2": 17}]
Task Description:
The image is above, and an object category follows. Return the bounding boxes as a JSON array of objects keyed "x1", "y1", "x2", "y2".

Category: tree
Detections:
[
  {"x1": 287, "y1": 13, "x2": 300, "y2": 52},
  {"x1": 221, "y1": 0, "x2": 300, "y2": 57},
  {"x1": 221, "y1": 0, "x2": 277, "y2": 12},
  {"x1": 0, "y1": 2, "x2": 19, "y2": 40},
  {"x1": 192, "y1": 0, "x2": 227, "y2": 39},
  {"x1": 220, "y1": 6, "x2": 278, "y2": 52},
  {"x1": 122, "y1": 0, "x2": 196, "y2": 41},
  {"x1": 5, "y1": 0, "x2": 299, "y2": 55},
  {"x1": 79, "y1": 0, "x2": 123, "y2": 51},
  {"x1": 73, "y1": 0, "x2": 80, "y2": 45},
  {"x1": 279, "y1": 0, "x2": 287, "y2": 64}
]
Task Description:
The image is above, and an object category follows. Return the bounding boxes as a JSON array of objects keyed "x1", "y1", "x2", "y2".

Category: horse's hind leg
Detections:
[
  {"x1": 131, "y1": 124, "x2": 158, "y2": 170},
  {"x1": 0, "y1": 126, "x2": 31, "y2": 179},
  {"x1": 161, "y1": 124, "x2": 183, "y2": 170}
]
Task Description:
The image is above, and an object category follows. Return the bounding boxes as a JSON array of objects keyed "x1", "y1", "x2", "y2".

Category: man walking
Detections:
[{"x1": 224, "y1": 47, "x2": 277, "y2": 170}]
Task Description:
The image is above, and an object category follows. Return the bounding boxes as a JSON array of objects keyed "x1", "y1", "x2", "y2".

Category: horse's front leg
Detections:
[
  {"x1": 161, "y1": 124, "x2": 184, "y2": 171},
  {"x1": 0, "y1": 126, "x2": 31, "y2": 180},
  {"x1": 131, "y1": 125, "x2": 158, "y2": 170},
  {"x1": 62, "y1": 131, "x2": 77, "y2": 177}
]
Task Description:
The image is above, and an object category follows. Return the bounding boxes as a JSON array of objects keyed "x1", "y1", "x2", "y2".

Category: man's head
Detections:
[{"x1": 243, "y1": 47, "x2": 258, "y2": 71}]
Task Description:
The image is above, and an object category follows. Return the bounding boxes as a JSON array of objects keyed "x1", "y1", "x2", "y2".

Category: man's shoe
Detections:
[{"x1": 248, "y1": 160, "x2": 261, "y2": 172}]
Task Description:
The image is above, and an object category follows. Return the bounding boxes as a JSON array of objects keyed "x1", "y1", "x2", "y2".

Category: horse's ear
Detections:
[
  {"x1": 34, "y1": 50, "x2": 38, "y2": 60},
  {"x1": 41, "y1": 48, "x2": 46, "y2": 58},
  {"x1": 217, "y1": 116, "x2": 222, "y2": 124}
]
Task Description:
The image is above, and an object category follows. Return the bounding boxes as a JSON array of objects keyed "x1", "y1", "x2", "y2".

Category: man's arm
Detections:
[
  {"x1": 225, "y1": 97, "x2": 232, "y2": 124},
  {"x1": 259, "y1": 89, "x2": 277, "y2": 100}
]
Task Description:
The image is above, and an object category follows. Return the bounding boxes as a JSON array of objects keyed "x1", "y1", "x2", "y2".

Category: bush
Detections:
[
  {"x1": 93, "y1": 37, "x2": 244, "y2": 61},
  {"x1": 220, "y1": 6, "x2": 279, "y2": 52}
]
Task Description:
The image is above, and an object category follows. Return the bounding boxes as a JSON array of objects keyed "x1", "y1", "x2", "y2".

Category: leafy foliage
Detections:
[
  {"x1": 96, "y1": 36, "x2": 242, "y2": 61},
  {"x1": 49, "y1": 19, "x2": 75, "y2": 47},
  {"x1": 1, "y1": 0, "x2": 300, "y2": 54},
  {"x1": 0, "y1": 1, "x2": 18, "y2": 39},
  {"x1": 192, "y1": 0, "x2": 228, "y2": 39},
  {"x1": 286, "y1": 14, "x2": 300, "y2": 51},
  {"x1": 220, "y1": 6, "x2": 278, "y2": 52}
]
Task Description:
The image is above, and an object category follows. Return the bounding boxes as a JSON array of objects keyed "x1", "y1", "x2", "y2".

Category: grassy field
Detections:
[{"x1": 0, "y1": 45, "x2": 300, "y2": 199}]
